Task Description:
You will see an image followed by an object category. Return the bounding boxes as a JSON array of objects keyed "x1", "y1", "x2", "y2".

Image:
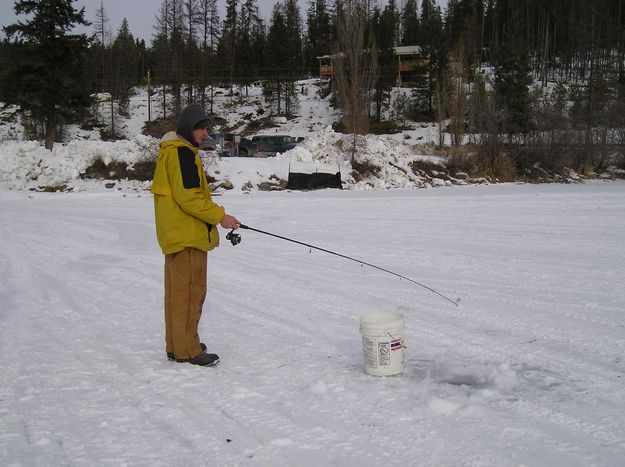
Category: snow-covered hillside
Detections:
[
  {"x1": 1, "y1": 182, "x2": 624, "y2": 466},
  {"x1": 0, "y1": 80, "x2": 462, "y2": 192},
  {"x1": 3, "y1": 79, "x2": 623, "y2": 193}
]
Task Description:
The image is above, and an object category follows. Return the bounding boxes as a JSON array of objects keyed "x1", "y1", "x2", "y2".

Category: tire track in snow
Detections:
[
  {"x1": 3, "y1": 249, "x2": 266, "y2": 465},
  {"x1": 411, "y1": 299, "x2": 625, "y2": 463},
  {"x1": 0, "y1": 199, "x2": 265, "y2": 465}
]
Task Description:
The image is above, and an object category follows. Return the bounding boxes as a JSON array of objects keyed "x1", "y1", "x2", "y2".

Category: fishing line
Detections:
[{"x1": 232, "y1": 224, "x2": 461, "y2": 307}]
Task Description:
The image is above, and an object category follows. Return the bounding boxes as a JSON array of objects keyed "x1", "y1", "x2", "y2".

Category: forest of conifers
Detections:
[{"x1": 1, "y1": 0, "x2": 625, "y2": 176}]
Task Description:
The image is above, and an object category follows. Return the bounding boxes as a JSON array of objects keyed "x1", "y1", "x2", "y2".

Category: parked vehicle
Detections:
[
  {"x1": 209, "y1": 133, "x2": 259, "y2": 157},
  {"x1": 251, "y1": 135, "x2": 299, "y2": 156}
]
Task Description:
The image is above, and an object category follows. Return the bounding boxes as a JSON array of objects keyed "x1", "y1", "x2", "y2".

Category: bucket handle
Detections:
[{"x1": 386, "y1": 330, "x2": 407, "y2": 349}]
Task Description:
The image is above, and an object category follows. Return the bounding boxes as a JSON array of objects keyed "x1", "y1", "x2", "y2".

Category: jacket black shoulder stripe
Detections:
[{"x1": 177, "y1": 146, "x2": 200, "y2": 189}]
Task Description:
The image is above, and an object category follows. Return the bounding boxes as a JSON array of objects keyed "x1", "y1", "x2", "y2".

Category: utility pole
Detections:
[{"x1": 147, "y1": 70, "x2": 152, "y2": 123}]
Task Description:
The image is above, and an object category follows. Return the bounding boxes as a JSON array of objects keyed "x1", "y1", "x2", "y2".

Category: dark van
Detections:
[{"x1": 251, "y1": 135, "x2": 299, "y2": 156}]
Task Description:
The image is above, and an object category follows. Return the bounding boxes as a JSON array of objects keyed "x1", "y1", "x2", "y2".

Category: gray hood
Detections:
[{"x1": 176, "y1": 104, "x2": 210, "y2": 148}]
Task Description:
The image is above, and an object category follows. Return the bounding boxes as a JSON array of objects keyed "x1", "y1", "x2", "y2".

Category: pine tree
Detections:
[
  {"x1": 266, "y1": 3, "x2": 289, "y2": 114},
  {"x1": 305, "y1": 0, "x2": 332, "y2": 75},
  {"x1": 401, "y1": 0, "x2": 419, "y2": 46},
  {"x1": 419, "y1": 0, "x2": 446, "y2": 114},
  {"x1": 494, "y1": 11, "x2": 532, "y2": 134},
  {"x1": 385, "y1": 0, "x2": 400, "y2": 47},
  {"x1": 111, "y1": 19, "x2": 138, "y2": 117},
  {"x1": 330, "y1": 0, "x2": 344, "y2": 46},
  {"x1": 283, "y1": 0, "x2": 303, "y2": 73},
  {"x1": 445, "y1": 0, "x2": 484, "y2": 68},
  {"x1": 373, "y1": 3, "x2": 398, "y2": 122},
  {"x1": 3, "y1": 0, "x2": 92, "y2": 149},
  {"x1": 249, "y1": 12, "x2": 266, "y2": 82},
  {"x1": 169, "y1": 24, "x2": 185, "y2": 113},
  {"x1": 238, "y1": 0, "x2": 261, "y2": 90},
  {"x1": 283, "y1": 0, "x2": 304, "y2": 113},
  {"x1": 219, "y1": 0, "x2": 238, "y2": 90}
]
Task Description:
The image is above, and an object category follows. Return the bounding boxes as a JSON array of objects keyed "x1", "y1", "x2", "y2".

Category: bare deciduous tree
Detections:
[
  {"x1": 448, "y1": 43, "x2": 468, "y2": 147},
  {"x1": 332, "y1": 0, "x2": 378, "y2": 161},
  {"x1": 434, "y1": 74, "x2": 449, "y2": 148}
]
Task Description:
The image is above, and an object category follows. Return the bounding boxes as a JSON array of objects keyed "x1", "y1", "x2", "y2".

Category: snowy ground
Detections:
[{"x1": 1, "y1": 181, "x2": 625, "y2": 466}]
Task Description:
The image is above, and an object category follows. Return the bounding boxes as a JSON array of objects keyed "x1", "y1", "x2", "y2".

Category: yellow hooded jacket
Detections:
[{"x1": 151, "y1": 131, "x2": 225, "y2": 255}]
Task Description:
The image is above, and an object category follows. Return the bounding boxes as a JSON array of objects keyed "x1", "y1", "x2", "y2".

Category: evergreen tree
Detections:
[
  {"x1": 419, "y1": 0, "x2": 446, "y2": 114},
  {"x1": 373, "y1": 3, "x2": 398, "y2": 121},
  {"x1": 284, "y1": 0, "x2": 303, "y2": 113},
  {"x1": 401, "y1": 0, "x2": 419, "y2": 46},
  {"x1": 494, "y1": 7, "x2": 532, "y2": 134},
  {"x1": 386, "y1": 0, "x2": 400, "y2": 46},
  {"x1": 445, "y1": 0, "x2": 484, "y2": 68},
  {"x1": 149, "y1": 31, "x2": 170, "y2": 117},
  {"x1": 283, "y1": 0, "x2": 304, "y2": 75},
  {"x1": 111, "y1": 19, "x2": 138, "y2": 116},
  {"x1": 330, "y1": 0, "x2": 344, "y2": 46},
  {"x1": 219, "y1": 0, "x2": 238, "y2": 87},
  {"x1": 238, "y1": 0, "x2": 261, "y2": 89},
  {"x1": 266, "y1": 3, "x2": 289, "y2": 114},
  {"x1": 3, "y1": 0, "x2": 92, "y2": 149},
  {"x1": 169, "y1": 24, "x2": 185, "y2": 112},
  {"x1": 135, "y1": 38, "x2": 149, "y2": 85},
  {"x1": 304, "y1": 0, "x2": 331, "y2": 75},
  {"x1": 264, "y1": 1, "x2": 302, "y2": 114},
  {"x1": 483, "y1": 0, "x2": 495, "y2": 61},
  {"x1": 249, "y1": 12, "x2": 266, "y2": 81}
]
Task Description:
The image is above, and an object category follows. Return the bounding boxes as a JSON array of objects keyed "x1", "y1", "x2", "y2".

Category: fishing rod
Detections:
[{"x1": 227, "y1": 224, "x2": 461, "y2": 307}]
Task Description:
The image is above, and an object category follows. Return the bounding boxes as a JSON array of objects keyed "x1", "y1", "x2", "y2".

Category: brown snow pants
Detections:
[{"x1": 164, "y1": 247, "x2": 207, "y2": 360}]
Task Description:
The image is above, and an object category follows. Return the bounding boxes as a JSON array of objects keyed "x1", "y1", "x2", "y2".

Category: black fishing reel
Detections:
[{"x1": 226, "y1": 229, "x2": 241, "y2": 246}]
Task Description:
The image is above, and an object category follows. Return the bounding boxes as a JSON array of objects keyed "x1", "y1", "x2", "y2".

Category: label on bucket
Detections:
[
  {"x1": 378, "y1": 342, "x2": 391, "y2": 366},
  {"x1": 363, "y1": 337, "x2": 397, "y2": 368}
]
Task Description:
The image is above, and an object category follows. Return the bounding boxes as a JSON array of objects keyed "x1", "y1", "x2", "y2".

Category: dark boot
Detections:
[
  {"x1": 167, "y1": 343, "x2": 206, "y2": 361},
  {"x1": 186, "y1": 352, "x2": 220, "y2": 367}
]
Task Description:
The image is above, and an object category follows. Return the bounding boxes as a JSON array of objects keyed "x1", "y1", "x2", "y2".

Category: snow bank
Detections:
[
  {"x1": 279, "y1": 130, "x2": 449, "y2": 190},
  {"x1": 0, "y1": 135, "x2": 157, "y2": 190},
  {"x1": 0, "y1": 128, "x2": 452, "y2": 192},
  {"x1": 0, "y1": 80, "x2": 459, "y2": 192}
]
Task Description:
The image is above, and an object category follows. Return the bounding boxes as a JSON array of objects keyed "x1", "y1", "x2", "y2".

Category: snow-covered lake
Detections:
[{"x1": 1, "y1": 181, "x2": 624, "y2": 466}]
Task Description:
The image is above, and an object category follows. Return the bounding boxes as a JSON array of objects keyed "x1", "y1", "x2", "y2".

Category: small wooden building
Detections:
[
  {"x1": 317, "y1": 46, "x2": 428, "y2": 88},
  {"x1": 318, "y1": 54, "x2": 334, "y2": 78},
  {"x1": 394, "y1": 45, "x2": 428, "y2": 88}
]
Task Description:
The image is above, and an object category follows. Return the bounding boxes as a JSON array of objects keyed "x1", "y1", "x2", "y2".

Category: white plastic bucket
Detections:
[{"x1": 359, "y1": 312, "x2": 405, "y2": 376}]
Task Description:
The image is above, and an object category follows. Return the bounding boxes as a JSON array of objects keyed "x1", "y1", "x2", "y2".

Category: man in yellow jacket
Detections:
[{"x1": 151, "y1": 104, "x2": 240, "y2": 366}]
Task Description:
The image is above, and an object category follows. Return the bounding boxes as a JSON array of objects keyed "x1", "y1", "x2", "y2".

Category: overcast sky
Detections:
[{"x1": 1, "y1": 0, "x2": 448, "y2": 44}]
